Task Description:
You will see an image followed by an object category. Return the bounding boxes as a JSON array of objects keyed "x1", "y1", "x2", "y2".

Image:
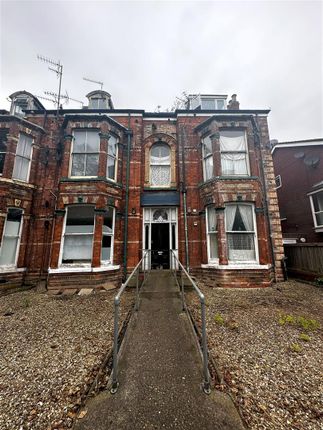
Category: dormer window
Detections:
[
  {"x1": 89, "y1": 97, "x2": 108, "y2": 109},
  {"x1": 86, "y1": 90, "x2": 113, "y2": 110},
  {"x1": 201, "y1": 97, "x2": 225, "y2": 110},
  {"x1": 9, "y1": 91, "x2": 45, "y2": 117},
  {"x1": 12, "y1": 96, "x2": 29, "y2": 116},
  {"x1": 188, "y1": 94, "x2": 227, "y2": 110}
]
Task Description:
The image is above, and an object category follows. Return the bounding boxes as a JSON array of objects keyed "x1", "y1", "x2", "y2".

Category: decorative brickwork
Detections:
[{"x1": 0, "y1": 95, "x2": 284, "y2": 291}]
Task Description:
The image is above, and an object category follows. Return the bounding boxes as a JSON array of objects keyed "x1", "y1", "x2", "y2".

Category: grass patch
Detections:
[
  {"x1": 214, "y1": 313, "x2": 225, "y2": 325},
  {"x1": 290, "y1": 342, "x2": 302, "y2": 353}
]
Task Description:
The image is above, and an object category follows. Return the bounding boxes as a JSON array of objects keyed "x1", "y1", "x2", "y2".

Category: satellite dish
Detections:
[
  {"x1": 304, "y1": 155, "x2": 320, "y2": 167},
  {"x1": 294, "y1": 151, "x2": 305, "y2": 159}
]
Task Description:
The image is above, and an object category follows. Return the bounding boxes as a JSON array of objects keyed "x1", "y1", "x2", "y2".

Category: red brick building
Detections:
[
  {"x1": 0, "y1": 91, "x2": 284, "y2": 292},
  {"x1": 272, "y1": 138, "x2": 323, "y2": 244}
]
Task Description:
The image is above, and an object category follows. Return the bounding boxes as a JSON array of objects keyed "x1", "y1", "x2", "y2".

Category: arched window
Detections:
[{"x1": 150, "y1": 143, "x2": 170, "y2": 187}]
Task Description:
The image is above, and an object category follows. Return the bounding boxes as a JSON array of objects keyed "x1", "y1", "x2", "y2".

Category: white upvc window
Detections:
[
  {"x1": 310, "y1": 190, "x2": 323, "y2": 228},
  {"x1": 89, "y1": 98, "x2": 107, "y2": 109},
  {"x1": 206, "y1": 207, "x2": 218, "y2": 262},
  {"x1": 61, "y1": 205, "x2": 95, "y2": 264},
  {"x1": 12, "y1": 134, "x2": 33, "y2": 182},
  {"x1": 101, "y1": 207, "x2": 115, "y2": 263},
  {"x1": 201, "y1": 97, "x2": 226, "y2": 110},
  {"x1": 220, "y1": 130, "x2": 249, "y2": 176},
  {"x1": 0, "y1": 208, "x2": 23, "y2": 266},
  {"x1": 107, "y1": 135, "x2": 118, "y2": 181},
  {"x1": 225, "y1": 203, "x2": 257, "y2": 263},
  {"x1": 70, "y1": 130, "x2": 100, "y2": 177},
  {"x1": 275, "y1": 175, "x2": 282, "y2": 189},
  {"x1": 150, "y1": 143, "x2": 171, "y2": 187},
  {"x1": 202, "y1": 136, "x2": 213, "y2": 181}
]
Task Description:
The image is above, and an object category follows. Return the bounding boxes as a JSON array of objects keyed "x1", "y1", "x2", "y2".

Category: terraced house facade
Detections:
[{"x1": 0, "y1": 90, "x2": 284, "y2": 292}]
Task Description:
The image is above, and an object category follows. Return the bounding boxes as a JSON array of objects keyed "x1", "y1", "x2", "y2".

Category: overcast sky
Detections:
[{"x1": 0, "y1": 0, "x2": 322, "y2": 141}]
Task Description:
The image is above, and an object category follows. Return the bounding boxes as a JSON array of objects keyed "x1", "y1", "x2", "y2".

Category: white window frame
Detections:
[
  {"x1": 220, "y1": 129, "x2": 250, "y2": 177},
  {"x1": 202, "y1": 136, "x2": 214, "y2": 181},
  {"x1": 0, "y1": 208, "x2": 24, "y2": 268},
  {"x1": 225, "y1": 203, "x2": 259, "y2": 264},
  {"x1": 206, "y1": 207, "x2": 218, "y2": 263},
  {"x1": 69, "y1": 129, "x2": 100, "y2": 178},
  {"x1": 275, "y1": 175, "x2": 282, "y2": 189},
  {"x1": 89, "y1": 97, "x2": 107, "y2": 109},
  {"x1": 309, "y1": 190, "x2": 323, "y2": 230},
  {"x1": 59, "y1": 205, "x2": 95, "y2": 266},
  {"x1": 12, "y1": 133, "x2": 33, "y2": 182},
  {"x1": 101, "y1": 207, "x2": 115, "y2": 265},
  {"x1": 106, "y1": 135, "x2": 118, "y2": 182},
  {"x1": 150, "y1": 143, "x2": 171, "y2": 187},
  {"x1": 201, "y1": 97, "x2": 226, "y2": 110}
]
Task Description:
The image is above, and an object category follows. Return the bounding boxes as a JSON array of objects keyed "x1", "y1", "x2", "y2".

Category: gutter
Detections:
[{"x1": 179, "y1": 123, "x2": 190, "y2": 271}]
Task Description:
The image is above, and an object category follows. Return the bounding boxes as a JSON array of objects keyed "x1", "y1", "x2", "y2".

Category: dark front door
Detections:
[{"x1": 151, "y1": 224, "x2": 170, "y2": 269}]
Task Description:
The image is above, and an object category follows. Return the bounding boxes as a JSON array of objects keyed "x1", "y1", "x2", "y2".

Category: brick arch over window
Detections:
[{"x1": 144, "y1": 133, "x2": 177, "y2": 187}]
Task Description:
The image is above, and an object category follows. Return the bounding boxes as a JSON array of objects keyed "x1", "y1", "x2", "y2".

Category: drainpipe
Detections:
[
  {"x1": 123, "y1": 114, "x2": 132, "y2": 281},
  {"x1": 180, "y1": 123, "x2": 190, "y2": 271},
  {"x1": 251, "y1": 115, "x2": 276, "y2": 281}
]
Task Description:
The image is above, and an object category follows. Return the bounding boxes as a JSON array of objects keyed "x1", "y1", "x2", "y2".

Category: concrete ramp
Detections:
[{"x1": 74, "y1": 271, "x2": 245, "y2": 430}]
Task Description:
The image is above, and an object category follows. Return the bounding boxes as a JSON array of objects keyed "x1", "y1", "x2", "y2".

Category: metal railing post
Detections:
[
  {"x1": 181, "y1": 270, "x2": 185, "y2": 311},
  {"x1": 111, "y1": 296, "x2": 120, "y2": 394},
  {"x1": 200, "y1": 297, "x2": 211, "y2": 394},
  {"x1": 135, "y1": 269, "x2": 139, "y2": 311}
]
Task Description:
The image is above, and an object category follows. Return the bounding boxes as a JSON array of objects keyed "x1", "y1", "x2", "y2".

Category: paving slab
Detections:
[
  {"x1": 74, "y1": 271, "x2": 245, "y2": 430},
  {"x1": 78, "y1": 288, "x2": 94, "y2": 296}
]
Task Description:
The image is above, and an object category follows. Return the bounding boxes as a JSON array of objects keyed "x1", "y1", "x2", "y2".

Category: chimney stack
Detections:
[{"x1": 228, "y1": 94, "x2": 240, "y2": 110}]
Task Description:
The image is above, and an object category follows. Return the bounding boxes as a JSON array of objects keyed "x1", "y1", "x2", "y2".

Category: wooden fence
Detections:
[{"x1": 284, "y1": 243, "x2": 323, "y2": 279}]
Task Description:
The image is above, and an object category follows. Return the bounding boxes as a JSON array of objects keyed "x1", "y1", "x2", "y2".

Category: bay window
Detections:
[
  {"x1": 62, "y1": 206, "x2": 95, "y2": 264},
  {"x1": 225, "y1": 203, "x2": 257, "y2": 262},
  {"x1": 206, "y1": 207, "x2": 218, "y2": 261},
  {"x1": 71, "y1": 130, "x2": 100, "y2": 177},
  {"x1": 101, "y1": 207, "x2": 115, "y2": 263},
  {"x1": 0, "y1": 208, "x2": 23, "y2": 266},
  {"x1": 220, "y1": 130, "x2": 249, "y2": 176},
  {"x1": 202, "y1": 136, "x2": 213, "y2": 181},
  {"x1": 107, "y1": 135, "x2": 118, "y2": 181},
  {"x1": 12, "y1": 134, "x2": 33, "y2": 182},
  {"x1": 150, "y1": 143, "x2": 171, "y2": 187}
]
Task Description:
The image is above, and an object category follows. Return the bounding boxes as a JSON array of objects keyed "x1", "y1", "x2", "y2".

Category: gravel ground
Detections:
[
  {"x1": 0, "y1": 289, "x2": 134, "y2": 430},
  {"x1": 188, "y1": 280, "x2": 323, "y2": 430}
]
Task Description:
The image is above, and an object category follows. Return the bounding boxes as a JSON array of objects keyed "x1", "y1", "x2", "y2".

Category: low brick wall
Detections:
[
  {"x1": 47, "y1": 268, "x2": 122, "y2": 291},
  {"x1": 192, "y1": 267, "x2": 273, "y2": 288}
]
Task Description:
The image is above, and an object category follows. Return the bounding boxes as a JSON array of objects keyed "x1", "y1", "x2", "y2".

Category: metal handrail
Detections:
[
  {"x1": 170, "y1": 250, "x2": 211, "y2": 394},
  {"x1": 111, "y1": 250, "x2": 150, "y2": 394}
]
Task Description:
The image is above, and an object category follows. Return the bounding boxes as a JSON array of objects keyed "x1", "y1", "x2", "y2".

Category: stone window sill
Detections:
[
  {"x1": 201, "y1": 263, "x2": 271, "y2": 270},
  {"x1": 49, "y1": 264, "x2": 120, "y2": 274},
  {"x1": 0, "y1": 266, "x2": 26, "y2": 273}
]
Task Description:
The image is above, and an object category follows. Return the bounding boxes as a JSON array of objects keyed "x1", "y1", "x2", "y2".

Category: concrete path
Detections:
[{"x1": 74, "y1": 271, "x2": 245, "y2": 430}]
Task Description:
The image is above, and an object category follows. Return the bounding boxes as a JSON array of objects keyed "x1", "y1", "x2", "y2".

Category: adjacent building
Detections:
[
  {"x1": 0, "y1": 90, "x2": 284, "y2": 292},
  {"x1": 272, "y1": 138, "x2": 323, "y2": 244}
]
